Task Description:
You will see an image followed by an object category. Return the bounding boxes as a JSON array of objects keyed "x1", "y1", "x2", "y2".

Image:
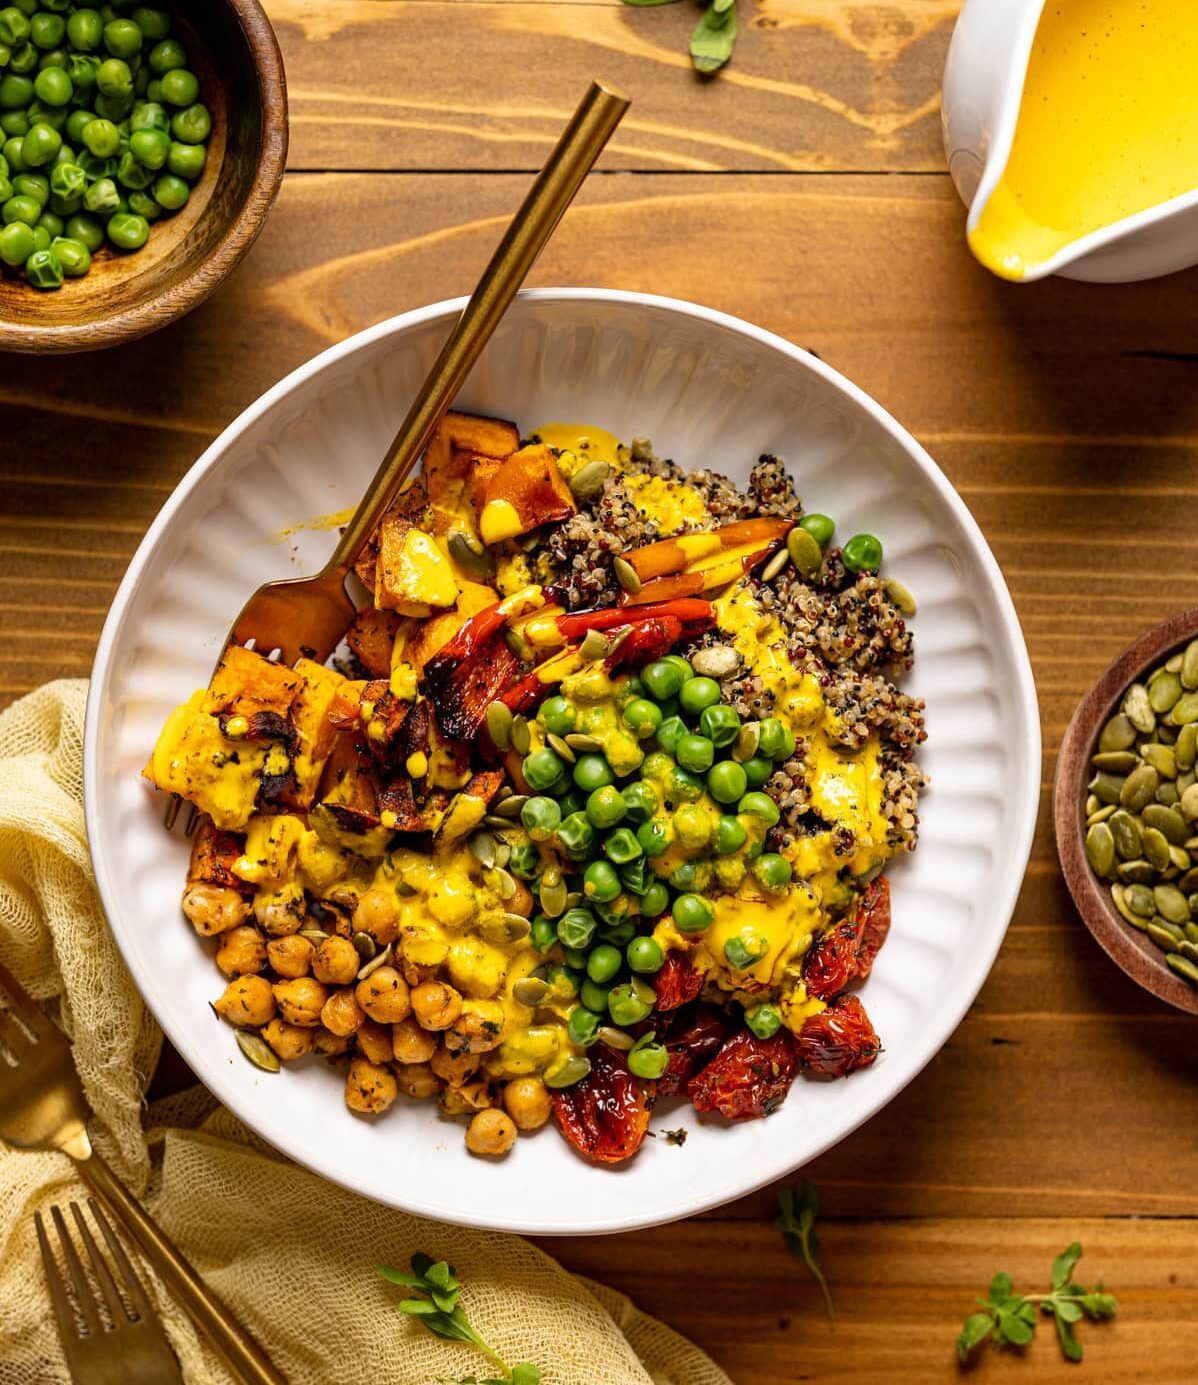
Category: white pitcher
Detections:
[{"x1": 941, "y1": 0, "x2": 1198, "y2": 283}]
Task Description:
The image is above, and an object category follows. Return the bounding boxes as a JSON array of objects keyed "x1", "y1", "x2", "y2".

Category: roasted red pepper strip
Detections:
[{"x1": 554, "y1": 598, "x2": 713, "y2": 640}]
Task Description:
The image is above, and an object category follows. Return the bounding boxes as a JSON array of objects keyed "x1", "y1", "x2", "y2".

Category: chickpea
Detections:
[
  {"x1": 214, "y1": 925, "x2": 266, "y2": 978},
  {"x1": 410, "y1": 981, "x2": 462, "y2": 1032},
  {"x1": 311, "y1": 935, "x2": 359, "y2": 987},
  {"x1": 392, "y1": 1016, "x2": 437, "y2": 1065},
  {"x1": 254, "y1": 884, "x2": 306, "y2": 937},
  {"x1": 393, "y1": 1061, "x2": 440, "y2": 1100},
  {"x1": 266, "y1": 934, "x2": 314, "y2": 979},
  {"x1": 345, "y1": 1056, "x2": 398, "y2": 1115},
  {"x1": 429, "y1": 1043, "x2": 480, "y2": 1087},
  {"x1": 320, "y1": 988, "x2": 365, "y2": 1038},
  {"x1": 183, "y1": 884, "x2": 249, "y2": 937},
  {"x1": 502, "y1": 1076, "x2": 552, "y2": 1132},
  {"x1": 355, "y1": 1018, "x2": 394, "y2": 1065},
  {"x1": 213, "y1": 975, "x2": 275, "y2": 1028},
  {"x1": 272, "y1": 977, "x2": 329, "y2": 1027},
  {"x1": 261, "y1": 1018, "x2": 315, "y2": 1062},
  {"x1": 355, "y1": 966, "x2": 411, "y2": 1024},
  {"x1": 312, "y1": 1025, "x2": 352, "y2": 1057},
  {"x1": 464, "y1": 1109, "x2": 517, "y2": 1157},
  {"x1": 444, "y1": 1000, "x2": 505, "y2": 1054},
  {"x1": 439, "y1": 1080, "x2": 491, "y2": 1116},
  {"x1": 352, "y1": 888, "x2": 399, "y2": 947}
]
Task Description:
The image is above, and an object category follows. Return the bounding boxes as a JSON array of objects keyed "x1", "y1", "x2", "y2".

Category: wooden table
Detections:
[{"x1": 4, "y1": 3, "x2": 1197, "y2": 1380}]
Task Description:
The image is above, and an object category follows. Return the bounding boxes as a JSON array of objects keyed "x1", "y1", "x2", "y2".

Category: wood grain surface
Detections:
[{"x1": 5, "y1": 3, "x2": 1198, "y2": 1381}]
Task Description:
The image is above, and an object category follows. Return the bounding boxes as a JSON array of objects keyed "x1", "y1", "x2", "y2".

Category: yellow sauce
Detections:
[
  {"x1": 622, "y1": 471, "x2": 710, "y2": 532},
  {"x1": 532, "y1": 422, "x2": 623, "y2": 466},
  {"x1": 969, "y1": 0, "x2": 1198, "y2": 280}
]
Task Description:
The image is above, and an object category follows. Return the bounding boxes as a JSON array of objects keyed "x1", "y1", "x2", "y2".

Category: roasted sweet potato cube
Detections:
[
  {"x1": 316, "y1": 730, "x2": 380, "y2": 820},
  {"x1": 467, "y1": 456, "x2": 504, "y2": 515},
  {"x1": 478, "y1": 444, "x2": 576, "y2": 545},
  {"x1": 375, "y1": 516, "x2": 459, "y2": 616},
  {"x1": 402, "y1": 581, "x2": 500, "y2": 676},
  {"x1": 283, "y1": 659, "x2": 345, "y2": 809},
  {"x1": 346, "y1": 607, "x2": 404, "y2": 678},
  {"x1": 354, "y1": 479, "x2": 429, "y2": 595},
  {"x1": 378, "y1": 778, "x2": 450, "y2": 834},
  {"x1": 187, "y1": 820, "x2": 247, "y2": 892},
  {"x1": 204, "y1": 645, "x2": 301, "y2": 719},
  {"x1": 329, "y1": 679, "x2": 367, "y2": 729},
  {"x1": 430, "y1": 770, "x2": 504, "y2": 852},
  {"x1": 360, "y1": 682, "x2": 412, "y2": 764},
  {"x1": 446, "y1": 411, "x2": 519, "y2": 460}
]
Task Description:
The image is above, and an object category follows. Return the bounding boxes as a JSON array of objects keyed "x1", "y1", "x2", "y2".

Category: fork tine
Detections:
[
  {"x1": 162, "y1": 792, "x2": 183, "y2": 830},
  {"x1": 70, "y1": 1202, "x2": 130, "y2": 1326},
  {"x1": 35, "y1": 1210, "x2": 80, "y2": 1341},
  {"x1": 86, "y1": 1198, "x2": 155, "y2": 1320},
  {"x1": 0, "y1": 960, "x2": 55, "y2": 1040},
  {"x1": 183, "y1": 802, "x2": 199, "y2": 837},
  {"x1": 51, "y1": 1204, "x2": 104, "y2": 1337}
]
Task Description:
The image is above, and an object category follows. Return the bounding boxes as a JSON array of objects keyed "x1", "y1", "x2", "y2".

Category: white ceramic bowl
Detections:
[{"x1": 85, "y1": 290, "x2": 1039, "y2": 1235}]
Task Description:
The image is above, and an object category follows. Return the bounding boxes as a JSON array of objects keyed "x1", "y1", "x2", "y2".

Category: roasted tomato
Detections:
[
  {"x1": 795, "y1": 994, "x2": 880, "y2": 1078},
  {"x1": 801, "y1": 922, "x2": 859, "y2": 1001},
  {"x1": 551, "y1": 1043, "x2": 655, "y2": 1164},
  {"x1": 657, "y1": 1003, "x2": 736, "y2": 1096},
  {"x1": 852, "y1": 876, "x2": 891, "y2": 981},
  {"x1": 652, "y1": 951, "x2": 705, "y2": 1011},
  {"x1": 687, "y1": 1027, "x2": 799, "y2": 1121}
]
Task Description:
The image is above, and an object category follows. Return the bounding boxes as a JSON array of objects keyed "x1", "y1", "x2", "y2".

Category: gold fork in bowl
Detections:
[
  {"x1": 36, "y1": 1198, "x2": 185, "y2": 1385},
  {"x1": 161, "y1": 78, "x2": 628, "y2": 837},
  {"x1": 0, "y1": 961, "x2": 286, "y2": 1385}
]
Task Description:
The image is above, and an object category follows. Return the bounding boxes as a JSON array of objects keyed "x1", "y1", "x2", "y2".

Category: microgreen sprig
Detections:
[
  {"x1": 775, "y1": 1183, "x2": 834, "y2": 1323},
  {"x1": 378, "y1": 1254, "x2": 541, "y2": 1385},
  {"x1": 957, "y1": 1243, "x2": 1117, "y2": 1364},
  {"x1": 620, "y1": 0, "x2": 739, "y2": 75}
]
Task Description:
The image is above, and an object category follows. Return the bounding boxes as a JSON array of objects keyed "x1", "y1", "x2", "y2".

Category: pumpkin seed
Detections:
[
  {"x1": 1181, "y1": 640, "x2": 1198, "y2": 691},
  {"x1": 1123, "y1": 683, "x2": 1156, "y2": 733},
  {"x1": 1149, "y1": 672, "x2": 1183, "y2": 713},
  {"x1": 504, "y1": 627, "x2": 536, "y2": 661},
  {"x1": 565, "y1": 733, "x2": 604, "y2": 753},
  {"x1": 1143, "y1": 803, "x2": 1188, "y2": 844},
  {"x1": 357, "y1": 942, "x2": 393, "y2": 981},
  {"x1": 1120, "y1": 764, "x2": 1159, "y2": 811},
  {"x1": 1159, "y1": 722, "x2": 1179, "y2": 745},
  {"x1": 1186, "y1": 923, "x2": 1198, "y2": 944},
  {"x1": 1172, "y1": 691, "x2": 1198, "y2": 725},
  {"x1": 1170, "y1": 845, "x2": 1191, "y2": 872},
  {"x1": 783, "y1": 526, "x2": 821, "y2": 579},
  {"x1": 1109, "y1": 810, "x2": 1142, "y2": 860},
  {"x1": 494, "y1": 793, "x2": 529, "y2": 820},
  {"x1": 1157, "y1": 782, "x2": 1181, "y2": 807},
  {"x1": 501, "y1": 911, "x2": 531, "y2": 939},
  {"x1": 1099, "y1": 714, "x2": 1137, "y2": 751},
  {"x1": 485, "y1": 701, "x2": 513, "y2": 750},
  {"x1": 1091, "y1": 750, "x2": 1138, "y2": 773},
  {"x1": 1124, "y1": 883, "x2": 1156, "y2": 917},
  {"x1": 546, "y1": 732, "x2": 576, "y2": 763},
  {"x1": 352, "y1": 931, "x2": 377, "y2": 964},
  {"x1": 613, "y1": 555, "x2": 642, "y2": 595},
  {"x1": 1166, "y1": 953, "x2": 1198, "y2": 985},
  {"x1": 483, "y1": 814, "x2": 514, "y2": 830},
  {"x1": 1117, "y1": 859, "x2": 1156, "y2": 884},
  {"x1": 691, "y1": 645, "x2": 739, "y2": 679},
  {"x1": 236, "y1": 1030, "x2": 281, "y2": 1074},
  {"x1": 1141, "y1": 742, "x2": 1177, "y2": 778},
  {"x1": 1180, "y1": 784, "x2": 1198, "y2": 822},
  {"x1": 540, "y1": 869, "x2": 568, "y2": 918},
  {"x1": 1180, "y1": 940, "x2": 1198, "y2": 965},
  {"x1": 761, "y1": 547, "x2": 790, "y2": 582},
  {"x1": 1148, "y1": 922, "x2": 1182, "y2": 953},
  {"x1": 1180, "y1": 769, "x2": 1197, "y2": 794},
  {"x1": 732, "y1": 722, "x2": 761, "y2": 763},
  {"x1": 1085, "y1": 822, "x2": 1115, "y2": 875},
  {"x1": 299, "y1": 927, "x2": 329, "y2": 944},
  {"x1": 484, "y1": 866, "x2": 517, "y2": 900},
  {"x1": 1141, "y1": 826, "x2": 1171, "y2": 871},
  {"x1": 580, "y1": 628, "x2": 610, "y2": 661},
  {"x1": 1086, "y1": 804, "x2": 1117, "y2": 826},
  {"x1": 1178, "y1": 867, "x2": 1198, "y2": 895},
  {"x1": 468, "y1": 831, "x2": 497, "y2": 868},
  {"x1": 448, "y1": 529, "x2": 496, "y2": 581},
  {"x1": 1090, "y1": 771, "x2": 1126, "y2": 805},
  {"x1": 569, "y1": 459, "x2": 612, "y2": 503},
  {"x1": 1182, "y1": 717, "x2": 1198, "y2": 765},
  {"x1": 607, "y1": 626, "x2": 634, "y2": 659},
  {"x1": 1155, "y1": 883, "x2": 1191, "y2": 924},
  {"x1": 509, "y1": 714, "x2": 531, "y2": 755},
  {"x1": 1167, "y1": 652, "x2": 1185, "y2": 674},
  {"x1": 596, "y1": 1026, "x2": 635, "y2": 1051},
  {"x1": 1111, "y1": 884, "x2": 1148, "y2": 929},
  {"x1": 544, "y1": 1055, "x2": 592, "y2": 1088},
  {"x1": 513, "y1": 977, "x2": 551, "y2": 1006},
  {"x1": 563, "y1": 891, "x2": 584, "y2": 910},
  {"x1": 1085, "y1": 793, "x2": 1101, "y2": 816}
]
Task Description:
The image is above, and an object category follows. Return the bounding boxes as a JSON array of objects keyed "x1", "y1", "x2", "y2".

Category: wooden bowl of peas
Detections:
[{"x1": 0, "y1": 0, "x2": 286, "y2": 352}]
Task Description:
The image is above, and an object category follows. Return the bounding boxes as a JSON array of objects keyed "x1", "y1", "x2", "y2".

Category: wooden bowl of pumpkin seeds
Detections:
[{"x1": 1055, "y1": 610, "x2": 1198, "y2": 1013}]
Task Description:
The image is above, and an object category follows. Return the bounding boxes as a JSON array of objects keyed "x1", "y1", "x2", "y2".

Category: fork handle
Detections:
[{"x1": 77, "y1": 1152, "x2": 288, "y2": 1385}]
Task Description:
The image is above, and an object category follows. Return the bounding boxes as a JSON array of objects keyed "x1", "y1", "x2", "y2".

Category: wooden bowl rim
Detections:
[
  {"x1": 0, "y1": 0, "x2": 287, "y2": 354},
  {"x1": 1053, "y1": 606, "x2": 1198, "y2": 1015}
]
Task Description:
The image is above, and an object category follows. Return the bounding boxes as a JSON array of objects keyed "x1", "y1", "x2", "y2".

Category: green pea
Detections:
[
  {"x1": 132, "y1": 6, "x2": 171, "y2": 41},
  {"x1": 28, "y1": 222, "x2": 47, "y2": 248},
  {"x1": 586, "y1": 784, "x2": 626, "y2": 830},
  {"x1": 126, "y1": 187, "x2": 161, "y2": 220},
  {"x1": 758, "y1": 717, "x2": 797, "y2": 762},
  {"x1": 1, "y1": 134, "x2": 25, "y2": 171},
  {"x1": 603, "y1": 827, "x2": 641, "y2": 866},
  {"x1": 738, "y1": 791, "x2": 780, "y2": 827},
  {"x1": 567, "y1": 1004, "x2": 601, "y2": 1048},
  {"x1": 636, "y1": 819, "x2": 670, "y2": 859},
  {"x1": 64, "y1": 110, "x2": 95, "y2": 145},
  {"x1": 573, "y1": 753, "x2": 613, "y2": 793},
  {"x1": 626, "y1": 936, "x2": 664, "y2": 975},
  {"x1": 522, "y1": 747, "x2": 565, "y2": 791},
  {"x1": 537, "y1": 694, "x2": 576, "y2": 737},
  {"x1": 520, "y1": 795, "x2": 561, "y2": 842},
  {"x1": 68, "y1": 52, "x2": 99, "y2": 93},
  {"x1": 607, "y1": 977, "x2": 655, "y2": 1027},
  {"x1": 742, "y1": 755, "x2": 774, "y2": 788},
  {"x1": 169, "y1": 100, "x2": 208, "y2": 144},
  {"x1": 147, "y1": 35, "x2": 186, "y2": 74},
  {"x1": 102, "y1": 17, "x2": 141, "y2": 57},
  {"x1": 32, "y1": 65, "x2": 70, "y2": 109},
  {"x1": 557, "y1": 788, "x2": 587, "y2": 819},
  {"x1": 672, "y1": 892, "x2": 713, "y2": 934},
  {"x1": 23, "y1": 243, "x2": 61, "y2": 287},
  {"x1": 49, "y1": 233, "x2": 89, "y2": 276},
  {"x1": 545, "y1": 963, "x2": 582, "y2": 1000},
  {"x1": 130, "y1": 100, "x2": 168, "y2": 134},
  {"x1": 0, "y1": 110, "x2": 29, "y2": 137},
  {"x1": 842, "y1": 532, "x2": 883, "y2": 573},
  {"x1": 597, "y1": 916, "x2": 636, "y2": 947},
  {"x1": 676, "y1": 733, "x2": 714, "y2": 774},
  {"x1": 745, "y1": 1002, "x2": 782, "y2": 1040},
  {"x1": 12, "y1": 171, "x2": 46, "y2": 204},
  {"x1": 586, "y1": 943, "x2": 622, "y2": 985},
  {"x1": 557, "y1": 906, "x2": 598, "y2": 951},
  {"x1": 699, "y1": 703, "x2": 740, "y2": 748},
  {"x1": 128, "y1": 126, "x2": 168, "y2": 169},
  {"x1": 159, "y1": 64, "x2": 197, "y2": 107},
  {"x1": 583, "y1": 859, "x2": 621, "y2": 904},
  {"x1": 640, "y1": 881, "x2": 669, "y2": 918},
  {"x1": 67, "y1": 8, "x2": 103, "y2": 50},
  {"x1": 751, "y1": 853, "x2": 792, "y2": 892},
  {"x1": 654, "y1": 714, "x2": 687, "y2": 757},
  {"x1": 556, "y1": 810, "x2": 595, "y2": 861},
  {"x1": 640, "y1": 750, "x2": 674, "y2": 780},
  {"x1": 641, "y1": 659, "x2": 683, "y2": 702},
  {"x1": 76, "y1": 149, "x2": 116, "y2": 181},
  {"x1": 82, "y1": 115, "x2": 119, "y2": 156},
  {"x1": 618, "y1": 856, "x2": 648, "y2": 895},
  {"x1": 29, "y1": 12, "x2": 64, "y2": 50},
  {"x1": 34, "y1": 208, "x2": 60, "y2": 237},
  {"x1": 620, "y1": 780, "x2": 659, "y2": 825},
  {"x1": 48, "y1": 160, "x2": 83, "y2": 199},
  {"x1": 579, "y1": 978, "x2": 612, "y2": 1013},
  {"x1": 95, "y1": 57, "x2": 131, "y2": 97},
  {"x1": 105, "y1": 208, "x2": 146, "y2": 248},
  {"x1": 669, "y1": 858, "x2": 712, "y2": 893},
  {"x1": 508, "y1": 842, "x2": 540, "y2": 881},
  {"x1": 116, "y1": 149, "x2": 154, "y2": 189},
  {"x1": 724, "y1": 933, "x2": 768, "y2": 970},
  {"x1": 708, "y1": 759, "x2": 748, "y2": 806},
  {"x1": 622, "y1": 697, "x2": 662, "y2": 740},
  {"x1": 2, "y1": 191, "x2": 38, "y2": 223},
  {"x1": 628, "y1": 1038, "x2": 669, "y2": 1080},
  {"x1": 0, "y1": 176, "x2": 11, "y2": 203},
  {"x1": 64, "y1": 210, "x2": 103, "y2": 250},
  {"x1": 47, "y1": 190, "x2": 78, "y2": 217},
  {"x1": 672, "y1": 803, "x2": 710, "y2": 850},
  {"x1": 800, "y1": 513, "x2": 835, "y2": 547},
  {"x1": 529, "y1": 914, "x2": 557, "y2": 952},
  {"x1": 678, "y1": 676, "x2": 720, "y2": 716},
  {"x1": 664, "y1": 765, "x2": 704, "y2": 805},
  {"x1": 7, "y1": 40, "x2": 34, "y2": 74},
  {"x1": 92, "y1": 88, "x2": 132, "y2": 123},
  {"x1": 21, "y1": 121, "x2": 59, "y2": 166},
  {"x1": 715, "y1": 814, "x2": 748, "y2": 855},
  {"x1": 81, "y1": 174, "x2": 117, "y2": 212},
  {"x1": 0, "y1": 8, "x2": 30, "y2": 46},
  {"x1": 663, "y1": 654, "x2": 694, "y2": 683},
  {"x1": 0, "y1": 215, "x2": 33, "y2": 263}
]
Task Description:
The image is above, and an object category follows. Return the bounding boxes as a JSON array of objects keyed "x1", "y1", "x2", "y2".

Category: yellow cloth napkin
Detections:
[{"x1": 0, "y1": 681, "x2": 733, "y2": 1385}]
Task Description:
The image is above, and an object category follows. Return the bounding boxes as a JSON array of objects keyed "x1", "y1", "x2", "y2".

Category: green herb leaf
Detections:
[
  {"x1": 1052, "y1": 1242, "x2": 1082, "y2": 1292},
  {"x1": 690, "y1": 1, "x2": 737, "y2": 73},
  {"x1": 956, "y1": 1312, "x2": 994, "y2": 1362},
  {"x1": 1056, "y1": 1300, "x2": 1084, "y2": 1324},
  {"x1": 377, "y1": 1265, "x2": 425, "y2": 1288},
  {"x1": 989, "y1": 1271, "x2": 1014, "y2": 1303},
  {"x1": 775, "y1": 1182, "x2": 834, "y2": 1323},
  {"x1": 510, "y1": 1366, "x2": 542, "y2": 1385},
  {"x1": 1055, "y1": 1310, "x2": 1084, "y2": 1363}
]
